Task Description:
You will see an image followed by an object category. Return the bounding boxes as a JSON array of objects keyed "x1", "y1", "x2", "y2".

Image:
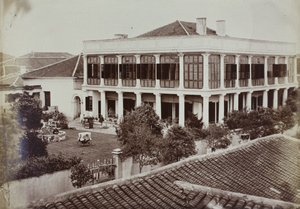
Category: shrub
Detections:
[{"x1": 70, "y1": 162, "x2": 93, "y2": 188}]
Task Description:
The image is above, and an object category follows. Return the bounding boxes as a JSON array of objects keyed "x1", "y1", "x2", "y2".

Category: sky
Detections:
[{"x1": 1, "y1": 0, "x2": 300, "y2": 57}]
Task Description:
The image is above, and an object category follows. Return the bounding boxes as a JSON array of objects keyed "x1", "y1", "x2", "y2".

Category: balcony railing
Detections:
[
  {"x1": 184, "y1": 81, "x2": 203, "y2": 89},
  {"x1": 252, "y1": 78, "x2": 264, "y2": 86},
  {"x1": 122, "y1": 79, "x2": 136, "y2": 87},
  {"x1": 225, "y1": 80, "x2": 235, "y2": 88},
  {"x1": 239, "y1": 79, "x2": 248, "y2": 87},
  {"x1": 160, "y1": 80, "x2": 179, "y2": 88},
  {"x1": 268, "y1": 77, "x2": 275, "y2": 85},
  {"x1": 209, "y1": 81, "x2": 220, "y2": 89},
  {"x1": 104, "y1": 79, "x2": 118, "y2": 86},
  {"x1": 141, "y1": 79, "x2": 155, "y2": 87},
  {"x1": 87, "y1": 78, "x2": 100, "y2": 85},
  {"x1": 278, "y1": 77, "x2": 285, "y2": 84}
]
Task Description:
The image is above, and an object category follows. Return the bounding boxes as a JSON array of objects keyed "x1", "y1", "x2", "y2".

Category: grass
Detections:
[{"x1": 47, "y1": 129, "x2": 120, "y2": 165}]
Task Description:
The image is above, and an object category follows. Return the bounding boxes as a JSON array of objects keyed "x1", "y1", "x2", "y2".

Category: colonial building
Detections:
[{"x1": 81, "y1": 18, "x2": 298, "y2": 126}]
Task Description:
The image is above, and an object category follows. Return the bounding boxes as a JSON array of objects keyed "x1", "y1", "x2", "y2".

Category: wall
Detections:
[
  {"x1": 0, "y1": 170, "x2": 74, "y2": 209},
  {"x1": 23, "y1": 78, "x2": 83, "y2": 120}
]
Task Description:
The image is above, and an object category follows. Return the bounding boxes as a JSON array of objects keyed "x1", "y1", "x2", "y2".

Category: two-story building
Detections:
[{"x1": 67, "y1": 19, "x2": 299, "y2": 126}]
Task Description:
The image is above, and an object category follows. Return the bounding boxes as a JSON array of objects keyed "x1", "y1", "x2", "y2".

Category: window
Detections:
[
  {"x1": 239, "y1": 64, "x2": 250, "y2": 79},
  {"x1": 184, "y1": 55, "x2": 203, "y2": 88},
  {"x1": 251, "y1": 64, "x2": 264, "y2": 79},
  {"x1": 225, "y1": 64, "x2": 237, "y2": 80},
  {"x1": 103, "y1": 57, "x2": 118, "y2": 79},
  {"x1": 85, "y1": 96, "x2": 92, "y2": 111},
  {"x1": 273, "y1": 64, "x2": 287, "y2": 77},
  {"x1": 45, "y1": 91, "x2": 51, "y2": 107},
  {"x1": 158, "y1": 55, "x2": 179, "y2": 80},
  {"x1": 120, "y1": 56, "x2": 136, "y2": 79},
  {"x1": 87, "y1": 57, "x2": 100, "y2": 79},
  {"x1": 208, "y1": 55, "x2": 220, "y2": 89},
  {"x1": 140, "y1": 55, "x2": 155, "y2": 79}
]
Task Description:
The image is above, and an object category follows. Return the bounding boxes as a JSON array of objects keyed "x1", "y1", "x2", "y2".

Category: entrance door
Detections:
[
  {"x1": 108, "y1": 100, "x2": 116, "y2": 117},
  {"x1": 124, "y1": 99, "x2": 135, "y2": 115}
]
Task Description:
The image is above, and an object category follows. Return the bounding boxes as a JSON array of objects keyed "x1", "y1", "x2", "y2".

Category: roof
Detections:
[
  {"x1": 20, "y1": 52, "x2": 73, "y2": 58},
  {"x1": 31, "y1": 135, "x2": 300, "y2": 208},
  {"x1": 0, "y1": 74, "x2": 23, "y2": 87},
  {"x1": 21, "y1": 55, "x2": 83, "y2": 78},
  {"x1": 0, "y1": 52, "x2": 14, "y2": 62},
  {"x1": 137, "y1": 20, "x2": 217, "y2": 38}
]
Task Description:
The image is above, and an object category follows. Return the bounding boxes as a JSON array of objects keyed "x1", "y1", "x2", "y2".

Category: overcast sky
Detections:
[{"x1": 1, "y1": 0, "x2": 300, "y2": 57}]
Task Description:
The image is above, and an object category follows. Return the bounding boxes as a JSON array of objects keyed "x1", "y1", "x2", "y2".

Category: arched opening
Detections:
[{"x1": 73, "y1": 96, "x2": 81, "y2": 119}]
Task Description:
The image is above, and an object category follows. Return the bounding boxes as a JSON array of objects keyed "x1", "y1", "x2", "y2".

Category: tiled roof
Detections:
[
  {"x1": 21, "y1": 55, "x2": 83, "y2": 78},
  {"x1": 0, "y1": 74, "x2": 23, "y2": 86},
  {"x1": 0, "y1": 52, "x2": 14, "y2": 62},
  {"x1": 31, "y1": 135, "x2": 300, "y2": 208},
  {"x1": 137, "y1": 20, "x2": 216, "y2": 38},
  {"x1": 20, "y1": 52, "x2": 73, "y2": 58}
]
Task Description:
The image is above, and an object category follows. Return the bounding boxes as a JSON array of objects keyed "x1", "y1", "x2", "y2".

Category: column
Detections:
[
  {"x1": 155, "y1": 93, "x2": 161, "y2": 119},
  {"x1": 135, "y1": 92, "x2": 142, "y2": 107},
  {"x1": 248, "y1": 55, "x2": 252, "y2": 87},
  {"x1": 246, "y1": 91, "x2": 252, "y2": 110},
  {"x1": 202, "y1": 94, "x2": 210, "y2": 127},
  {"x1": 294, "y1": 57, "x2": 298, "y2": 84},
  {"x1": 112, "y1": 148, "x2": 122, "y2": 179},
  {"x1": 220, "y1": 54, "x2": 225, "y2": 89},
  {"x1": 117, "y1": 55, "x2": 122, "y2": 87},
  {"x1": 264, "y1": 56, "x2": 268, "y2": 86},
  {"x1": 117, "y1": 91, "x2": 123, "y2": 122},
  {"x1": 274, "y1": 56, "x2": 279, "y2": 85},
  {"x1": 202, "y1": 53, "x2": 210, "y2": 90},
  {"x1": 178, "y1": 94, "x2": 185, "y2": 126},
  {"x1": 263, "y1": 90, "x2": 268, "y2": 108},
  {"x1": 273, "y1": 89, "x2": 278, "y2": 109},
  {"x1": 218, "y1": 94, "x2": 225, "y2": 124},
  {"x1": 172, "y1": 103, "x2": 176, "y2": 120},
  {"x1": 234, "y1": 92, "x2": 239, "y2": 111},
  {"x1": 99, "y1": 56, "x2": 104, "y2": 87},
  {"x1": 134, "y1": 55, "x2": 141, "y2": 88},
  {"x1": 83, "y1": 55, "x2": 87, "y2": 86},
  {"x1": 235, "y1": 55, "x2": 240, "y2": 88},
  {"x1": 283, "y1": 88, "x2": 288, "y2": 105},
  {"x1": 178, "y1": 53, "x2": 184, "y2": 89},
  {"x1": 99, "y1": 90, "x2": 106, "y2": 118},
  {"x1": 154, "y1": 54, "x2": 160, "y2": 88},
  {"x1": 284, "y1": 56, "x2": 289, "y2": 84}
]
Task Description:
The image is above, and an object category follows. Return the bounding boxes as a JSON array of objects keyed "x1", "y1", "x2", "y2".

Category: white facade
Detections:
[{"x1": 81, "y1": 29, "x2": 297, "y2": 126}]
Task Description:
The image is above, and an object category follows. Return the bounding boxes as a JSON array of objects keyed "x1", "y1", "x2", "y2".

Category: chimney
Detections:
[
  {"x1": 196, "y1": 18, "x2": 207, "y2": 35},
  {"x1": 216, "y1": 20, "x2": 226, "y2": 36}
]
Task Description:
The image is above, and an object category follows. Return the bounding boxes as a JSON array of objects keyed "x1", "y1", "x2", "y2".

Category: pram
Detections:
[{"x1": 77, "y1": 132, "x2": 92, "y2": 146}]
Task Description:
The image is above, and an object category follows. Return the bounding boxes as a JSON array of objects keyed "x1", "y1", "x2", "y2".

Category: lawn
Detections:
[{"x1": 47, "y1": 129, "x2": 120, "y2": 165}]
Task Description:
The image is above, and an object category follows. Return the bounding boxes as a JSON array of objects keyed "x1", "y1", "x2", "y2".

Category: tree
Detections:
[
  {"x1": 70, "y1": 162, "x2": 93, "y2": 188},
  {"x1": 117, "y1": 103, "x2": 163, "y2": 173},
  {"x1": 161, "y1": 125, "x2": 196, "y2": 164},
  {"x1": 204, "y1": 124, "x2": 231, "y2": 151},
  {"x1": 19, "y1": 132, "x2": 48, "y2": 160},
  {"x1": 276, "y1": 106, "x2": 295, "y2": 134}
]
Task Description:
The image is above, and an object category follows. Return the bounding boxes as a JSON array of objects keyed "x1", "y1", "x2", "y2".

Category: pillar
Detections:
[
  {"x1": 248, "y1": 55, "x2": 252, "y2": 87},
  {"x1": 99, "y1": 56, "x2": 104, "y2": 87},
  {"x1": 218, "y1": 94, "x2": 225, "y2": 124},
  {"x1": 273, "y1": 89, "x2": 278, "y2": 109},
  {"x1": 246, "y1": 91, "x2": 252, "y2": 110},
  {"x1": 294, "y1": 57, "x2": 298, "y2": 84},
  {"x1": 283, "y1": 88, "x2": 288, "y2": 105},
  {"x1": 135, "y1": 92, "x2": 142, "y2": 107},
  {"x1": 117, "y1": 91, "x2": 123, "y2": 122},
  {"x1": 100, "y1": 90, "x2": 106, "y2": 118},
  {"x1": 117, "y1": 55, "x2": 122, "y2": 87},
  {"x1": 234, "y1": 92, "x2": 239, "y2": 111},
  {"x1": 235, "y1": 55, "x2": 240, "y2": 88},
  {"x1": 202, "y1": 94, "x2": 210, "y2": 127},
  {"x1": 83, "y1": 55, "x2": 87, "y2": 86},
  {"x1": 155, "y1": 93, "x2": 161, "y2": 119},
  {"x1": 112, "y1": 148, "x2": 122, "y2": 179},
  {"x1": 264, "y1": 56, "x2": 268, "y2": 86},
  {"x1": 202, "y1": 53, "x2": 210, "y2": 90},
  {"x1": 154, "y1": 54, "x2": 160, "y2": 88},
  {"x1": 135, "y1": 55, "x2": 141, "y2": 87},
  {"x1": 178, "y1": 53, "x2": 184, "y2": 89},
  {"x1": 178, "y1": 94, "x2": 185, "y2": 126},
  {"x1": 220, "y1": 54, "x2": 225, "y2": 89},
  {"x1": 284, "y1": 56, "x2": 289, "y2": 84},
  {"x1": 263, "y1": 90, "x2": 268, "y2": 108}
]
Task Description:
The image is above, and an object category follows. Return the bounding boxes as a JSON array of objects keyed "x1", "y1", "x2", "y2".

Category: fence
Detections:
[{"x1": 87, "y1": 158, "x2": 116, "y2": 184}]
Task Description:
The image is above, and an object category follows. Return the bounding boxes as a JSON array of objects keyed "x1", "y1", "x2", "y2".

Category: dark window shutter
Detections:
[
  {"x1": 231, "y1": 64, "x2": 237, "y2": 79},
  {"x1": 87, "y1": 64, "x2": 92, "y2": 77},
  {"x1": 170, "y1": 64, "x2": 176, "y2": 80},
  {"x1": 245, "y1": 64, "x2": 250, "y2": 79},
  {"x1": 101, "y1": 64, "x2": 104, "y2": 78},
  {"x1": 136, "y1": 64, "x2": 140, "y2": 79},
  {"x1": 239, "y1": 64, "x2": 244, "y2": 79},
  {"x1": 225, "y1": 64, "x2": 230, "y2": 80},
  {"x1": 85, "y1": 97, "x2": 89, "y2": 111},
  {"x1": 273, "y1": 64, "x2": 279, "y2": 77},
  {"x1": 157, "y1": 64, "x2": 161, "y2": 79}
]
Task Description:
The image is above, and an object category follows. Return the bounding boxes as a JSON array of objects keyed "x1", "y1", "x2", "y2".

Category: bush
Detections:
[
  {"x1": 70, "y1": 162, "x2": 93, "y2": 188},
  {"x1": 2, "y1": 154, "x2": 81, "y2": 185}
]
